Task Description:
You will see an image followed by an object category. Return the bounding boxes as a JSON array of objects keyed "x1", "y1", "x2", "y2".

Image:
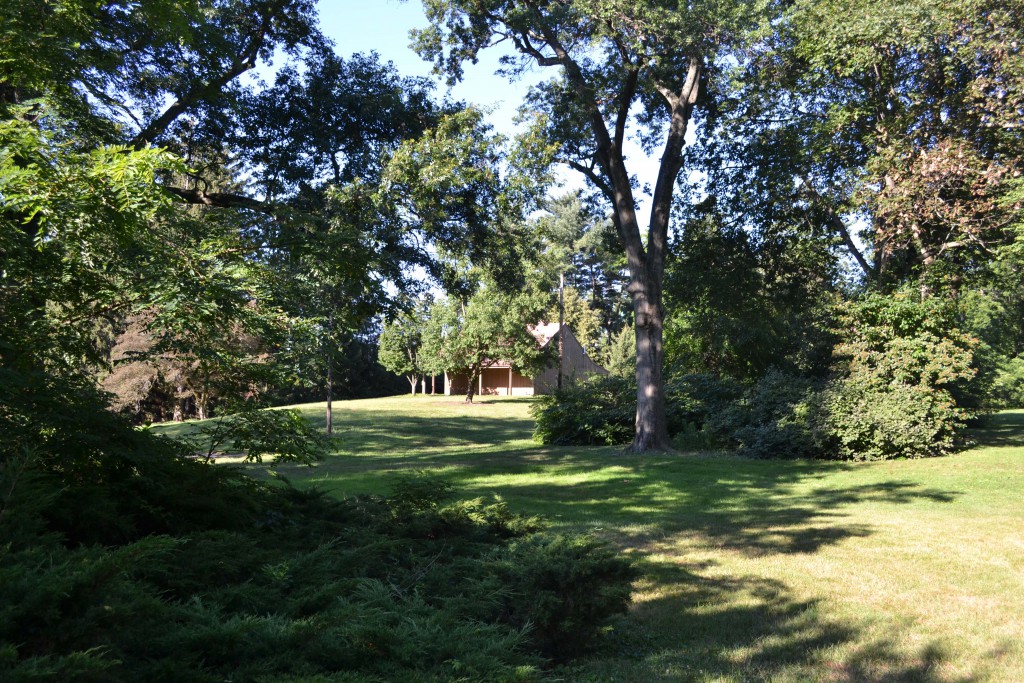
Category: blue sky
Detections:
[{"x1": 316, "y1": 0, "x2": 535, "y2": 136}]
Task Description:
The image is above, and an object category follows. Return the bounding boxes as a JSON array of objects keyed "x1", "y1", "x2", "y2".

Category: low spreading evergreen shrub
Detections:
[
  {"x1": 1, "y1": 374, "x2": 637, "y2": 681},
  {"x1": 488, "y1": 534, "x2": 636, "y2": 662}
]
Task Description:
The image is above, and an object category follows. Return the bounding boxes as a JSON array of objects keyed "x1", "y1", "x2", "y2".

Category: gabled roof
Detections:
[{"x1": 527, "y1": 322, "x2": 561, "y2": 348}]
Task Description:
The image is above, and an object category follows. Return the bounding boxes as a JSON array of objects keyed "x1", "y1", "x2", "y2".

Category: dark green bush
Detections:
[
  {"x1": 488, "y1": 535, "x2": 637, "y2": 662},
  {"x1": 1, "y1": 474, "x2": 636, "y2": 680},
  {"x1": 531, "y1": 373, "x2": 739, "y2": 447},
  {"x1": 533, "y1": 295, "x2": 980, "y2": 461},
  {"x1": 717, "y1": 369, "x2": 825, "y2": 459},
  {"x1": 0, "y1": 354, "x2": 636, "y2": 681},
  {"x1": 531, "y1": 375, "x2": 636, "y2": 445}
]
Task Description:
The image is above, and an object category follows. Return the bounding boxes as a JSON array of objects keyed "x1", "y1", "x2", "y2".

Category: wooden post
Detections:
[
  {"x1": 478, "y1": 371, "x2": 483, "y2": 396},
  {"x1": 508, "y1": 367, "x2": 513, "y2": 396}
]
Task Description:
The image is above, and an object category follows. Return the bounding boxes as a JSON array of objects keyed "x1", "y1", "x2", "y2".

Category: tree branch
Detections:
[
  {"x1": 164, "y1": 187, "x2": 274, "y2": 214},
  {"x1": 648, "y1": 57, "x2": 701, "y2": 279},
  {"x1": 798, "y1": 176, "x2": 874, "y2": 278},
  {"x1": 130, "y1": 1, "x2": 282, "y2": 148}
]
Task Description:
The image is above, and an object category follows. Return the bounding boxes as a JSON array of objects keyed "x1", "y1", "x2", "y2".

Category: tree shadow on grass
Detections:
[
  {"x1": 447, "y1": 453, "x2": 971, "y2": 680},
  {"x1": 261, "y1": 406, "x2": 998, "y2": 680},
  {"x1": 569, "y1": 557, "x2": 983, "y2": 682},
  {"x1": 320, "y1": 414, "x2": 538, "y2": 458},
  {"x1": 965, "y1": 409, "x2": 1024, "y2": 448},
  {"x1": 437, "y1": 452, "x2": 960, "y2": 556}
]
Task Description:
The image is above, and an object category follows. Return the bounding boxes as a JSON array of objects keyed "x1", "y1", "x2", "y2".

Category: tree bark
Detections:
[
  {"x1": 630, "y1": 274, "x2": 670, "y2": 451},
  {"x1": 465, "y1": 367, "x2": 479, "y2": 403},
  {"x1": 325, "y1": 361, "x2": 333, "y2": 435},
  {"x1": 164, "y1": 187, "x2": 273, "y2": 214}
]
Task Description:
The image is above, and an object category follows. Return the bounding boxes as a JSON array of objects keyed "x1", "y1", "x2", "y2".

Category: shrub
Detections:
[
  {"x1": 531, "y1": 373, "x2": 740, "y2": 447},
  {"x1": 187, "y1": 407, "x2": 331, "y2": 465},
  {"x1": 717, "y1": 369, "x2": 825, "y2": 459},
  {"x1": 818, "y1": 293, "x2": 979, "y2": 460},
  {"x1": 1, "y1": 353, "x2": 636, "y2": 680},
  {"x1": 487, "y1": 534, "x2": 637, "y2": 662},
  {"x1": 822, "y1": 378, "x2": 964, "y2": 460},
  {"x1": 531, "y1": 375, "x2": 636, "y2": 446}
]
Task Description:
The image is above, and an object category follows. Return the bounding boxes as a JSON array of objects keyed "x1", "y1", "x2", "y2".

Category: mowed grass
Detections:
[{"x1": 153, "y1": 397, "x2": 1024, "y2": 682}]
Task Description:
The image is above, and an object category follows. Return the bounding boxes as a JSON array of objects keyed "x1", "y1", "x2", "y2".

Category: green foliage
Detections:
[
  {"x1": 186, "y1": 407, "x2": 331, "y2": 465},
  {"x1": 817, "y1": 293, "x2": 978, "y2": 459},
  {"x1": 992, "y1": 357, "x2": 1024, "y2": 409},
  {"x1": 665, "y1": 209, "x2": 839, "y2": 382},
  {"x1": 531, "y1": 373, "x2": 740, "y2": 447},
  {"x1": 380, "y1": 108, "x2": 543, "y2": 292},
  {"x1": 603, "y1": 324, "x2": 636, "y2": 379},
  {"x1": 822, "y1": 379, "x2": 959, "y2": 461},
  {"x1": 546, "y1": 287, "x2": 603, "y2": 358},
  {"x1": 1, "y1": 412, "x2": 636, "y2": 681},
  {"x1": 532, "y1": 375, "x2": 637, "y2": 446},
  {"x1": 424, "y1": 288, "x2": 553, "y2": 401},
  {"x1": 486, "y1": 534, "x2": 637, "y2": 662},
  {"x1": 537, "y1": 291, "x2": 982, "y2": 460},
  {"x1": 378, "y1": 311, "x2": 424, "y2": 392},
  {"x1": 714, "y1": 370, "x2": 826, "y2": 459}
]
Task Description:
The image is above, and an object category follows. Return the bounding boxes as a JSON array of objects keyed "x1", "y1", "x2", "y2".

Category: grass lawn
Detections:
[{"x1": 153, "y1": 397, "x2": 1024, "y2": 682}]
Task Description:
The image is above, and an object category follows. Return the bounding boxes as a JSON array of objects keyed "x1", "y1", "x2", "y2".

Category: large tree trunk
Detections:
[
  {"x1": 631, "y1": 278, "x2": 671, "y2": 451},
  {"x1": 465, "y1": 368, "x2": 479, "y2": 403},
  {"x1": 408, "y1": 375, "x2": 418, "y2": 395}
]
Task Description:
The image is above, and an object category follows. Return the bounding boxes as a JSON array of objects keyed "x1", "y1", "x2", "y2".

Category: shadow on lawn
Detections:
[
  {"x1": 318, "y1": 414, "x2": 537, "y2": 457},
  {"x1": 572, "y1": 558, "x2": 982, "y2": 682},
  {"x1": 273, "y1": 406, "x2": 992, "y2": 681},
  {"x1": 452, "y1": 454, "x2": 971, "y2": 680},
  {"x1": 441, "y1": 453, "x2": 960, "y2": 556},
  {"x1": 966, "y1": 409, "x2": 1024, "y2": 448}
]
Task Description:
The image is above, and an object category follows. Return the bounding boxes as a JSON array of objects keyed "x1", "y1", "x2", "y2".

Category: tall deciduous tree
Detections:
[{"x1": 414, "y1": 0, "x2": 759, "y2": 450}]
